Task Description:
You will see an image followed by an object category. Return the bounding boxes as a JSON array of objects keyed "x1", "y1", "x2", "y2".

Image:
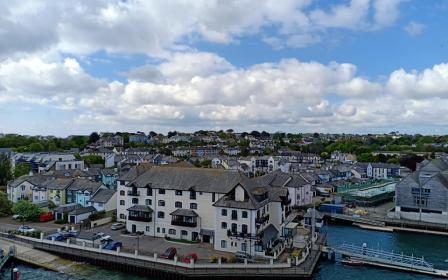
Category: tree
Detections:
[
  {"x1": 88, "y1": 132, "x2": 100, "y2": 144},
  {"x1": 167, "y1": 131, "x2": 178, "y2": 138},
  {"x1": 357, "y1": 153, "x2": 375, "y2": 162},
  {"x1": 12, "y1": 200, "x2": 41, "y2": 221},
  {"x1": 14, "y1": 163, "x2": 30, "y2": 178},
  {"x1": 82, "y1": 155, "x2": 105, "y2": 165},
  {"x1": 400, "y1": 154, "x2": 425, "y2": 171},
  {"x1": 29, "y1": 142, "x2": 44, "y2": 152},
  {"x1": 0, "y1": 155, "x2": 13, "y2": 186},
  {"x1": 0, "y1": 192, "x2": 12, "y2": 217},
  {"x1": 149, "y1": 131, "x2": 157, "y2": 138}
]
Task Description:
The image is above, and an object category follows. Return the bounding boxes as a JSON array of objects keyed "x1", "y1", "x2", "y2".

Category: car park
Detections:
[
  {"x1": 110, "y1": 223, "x2": 125, "y2": 231},
  {"x1": 17, "y1": 225, "x2": 35, "y2": 233},
  {"x1": 160, "y1": 247, "x2": 177, "y2": 259}
]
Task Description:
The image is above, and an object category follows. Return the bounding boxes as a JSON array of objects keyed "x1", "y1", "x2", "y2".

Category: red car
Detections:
[
  {"x1": 181, "y1": 253, "x2": 198, "y2": 263},
  {"x1": 160, "y1": 247, "x2": 177, "y2": 259}
]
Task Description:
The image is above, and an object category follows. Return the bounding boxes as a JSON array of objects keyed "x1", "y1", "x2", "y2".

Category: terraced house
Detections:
[{"x1": 117, "y1": 166, "x2": 295, "y2": 258}]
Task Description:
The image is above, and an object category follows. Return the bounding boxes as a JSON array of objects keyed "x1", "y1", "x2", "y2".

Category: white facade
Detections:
[
  {"x1": 32, "y1": 187, "x2": 48, "y2": 203},
  {"x1": 7, "y1": 181, "x2": 34, "y2": 202}
]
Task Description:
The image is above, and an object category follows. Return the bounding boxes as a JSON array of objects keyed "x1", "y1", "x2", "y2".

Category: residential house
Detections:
[
  {"x1": 129, "y1": 133, "x2": 148, "y2": 144},
  {"x1": 89, "y1": 189, "x2": 117, "y2": 212},
  {"x1": 101, "y1": 168, "x2": 119, "y2": 188},
  {"x1": 7, "y1": 175, "x2": 53, "y2": 203},
  {"x1": 356, "y1": 162, "x2": 400, "y2": 179},
  {"x1": 67, "y1": 179, "x2": 104, "y2": 207},
  {"x1": 46, "y1": 178, "x2": 74, "y2": 206}
]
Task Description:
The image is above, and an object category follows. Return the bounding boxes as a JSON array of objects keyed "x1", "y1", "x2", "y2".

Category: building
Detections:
[
  {"x1": 66, "y1": 179, "x2": 105, "y2": 207},
  {"x1": 129, "y1": 133, "x2": 148, "y2": 144},
  {"x1": 89, "y1": 189, "x2": 117, "y2": 212},
  {"x1": 96, "y1": 135, "x2": 124, "y2": 148},
  {"x1": 116, "y1": 166, "x2": 293, "y2": 258},
  {"x1": 46, "y1": 178, "x2": 74, "y2": 206},
  {"x1": 7, "y1": 175, "x2": 53, "y2": 203},
  {"x1": 391, "y1": 158, "x2": 448, "y2": 224}
]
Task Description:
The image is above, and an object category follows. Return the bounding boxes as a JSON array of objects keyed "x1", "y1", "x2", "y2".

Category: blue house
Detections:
[
  {"x1": 67, "y1": 178, "x2": 104, "y2": 207},
  {"x1": 101, "y1": 168, "x2": 119, "y2": 189}
]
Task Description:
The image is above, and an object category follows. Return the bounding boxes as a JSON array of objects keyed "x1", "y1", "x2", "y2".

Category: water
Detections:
[
  {"x1": 3, "y1": 225, "x2": 448, "y2": 279},
  {"x1": 314, "y1": 225, "x2": 448, "y2": 280}
]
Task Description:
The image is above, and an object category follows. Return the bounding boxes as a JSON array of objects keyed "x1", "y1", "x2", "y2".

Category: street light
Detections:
[{"x1": 136, "y1": 231, "x2": 143, "y2": 253}]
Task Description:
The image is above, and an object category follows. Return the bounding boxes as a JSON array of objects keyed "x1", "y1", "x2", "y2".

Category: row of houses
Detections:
[{"x1": 116, "y1": 166, "x2": 313, "y2": 257}]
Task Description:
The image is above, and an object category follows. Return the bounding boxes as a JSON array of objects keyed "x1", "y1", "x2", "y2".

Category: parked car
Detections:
[
  {"x1": 12, "y1": 214, "x2": 23, "y2": 220},
  {"x1": 235, "y1": 251, "x2": 256, "y2": 263},
  {"x1": 160, "y1": 247, "x2": 177, "y2": 260},
  {"x1": 17, "y1": 225, "x2": 35, "y2": 234},
  {"x1": 46, "y1": 233, "x2": 65, "y2": 241},
  {"x1": 110, "y1": 223, "x2": 125, "y2": 231},
  {"x1": 103, "y1": 241, "x2": 122, "y2": 251},
  {"x1": 61, "y1": 230, "x2": 78, "y2": 238},
  {"x1": 181, "y1": 253, "x2": 198, "y2": 263}
]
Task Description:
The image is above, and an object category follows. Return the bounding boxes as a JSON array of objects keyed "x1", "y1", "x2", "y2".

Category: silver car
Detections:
[{"x1": 110, "y1": 223, "x2": 125, "y2": 231}]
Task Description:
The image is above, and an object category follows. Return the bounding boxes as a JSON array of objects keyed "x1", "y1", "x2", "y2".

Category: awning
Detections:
[
  {"x1": 200, "y1": 229, "x2": 214, "y2": 236},
  {"x1": 127, "y1": 205, "x2": 153, "y2": 213},
  {"x1": 170, "y1": 209, "x2": 198, "y2": 217},
  {"x1": 285, "y1": 222, "x2": 299, "y2": 229}
]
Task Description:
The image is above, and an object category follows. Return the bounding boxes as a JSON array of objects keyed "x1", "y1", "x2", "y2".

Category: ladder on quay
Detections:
[{"x1": 327, "y1": 243, "x2": 448, "y2": 277}]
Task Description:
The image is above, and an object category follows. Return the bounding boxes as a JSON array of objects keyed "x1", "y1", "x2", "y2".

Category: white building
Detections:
[{"x1": 7, "y1": 175, "x2": 53, "y2": 203}]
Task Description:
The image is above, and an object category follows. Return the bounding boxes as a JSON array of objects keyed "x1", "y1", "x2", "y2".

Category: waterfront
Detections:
[{"x1": 3, "y1": 225, "x2": 448, "y2": 280}]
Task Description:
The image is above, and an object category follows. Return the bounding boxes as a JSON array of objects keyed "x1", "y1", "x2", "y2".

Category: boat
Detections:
[{"x1": 341, "y1": 257, "x2": 364, "y2": 266}]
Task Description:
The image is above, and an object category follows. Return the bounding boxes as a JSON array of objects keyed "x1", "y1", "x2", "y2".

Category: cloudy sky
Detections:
[{"x1": 0, "y1": 0, "x2": 447, "y2": 136}]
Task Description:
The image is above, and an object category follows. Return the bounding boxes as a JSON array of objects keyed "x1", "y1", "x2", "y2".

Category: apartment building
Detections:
[{"x1": 116, "y1": 166, "x2": 293, "y2": 257}]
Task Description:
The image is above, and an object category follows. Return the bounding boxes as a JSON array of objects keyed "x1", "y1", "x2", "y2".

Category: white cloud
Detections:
[
  {"x1": 404, "y1": 21, "x2": 425, "y2": 36},
  {"x1": 2, "y1": 52, "x2": 448, "y2": 134}
]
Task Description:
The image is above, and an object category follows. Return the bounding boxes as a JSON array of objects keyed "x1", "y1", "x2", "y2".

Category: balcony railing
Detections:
[
  {"x1": 171, "y1": 220, "x2": 197, "y2": 227},
  {"x1": 128, "y1": 216, "x2": 152, "y2": 222},
  {"x1": 227, "y1": 230, "x2": 258, "y2": 240},
  {"x1": 127, "y1": 190, "x2": 140, "y2": 196},
  {"x1": 255, "y1": 214, "x2": 269, "y2": 224}
]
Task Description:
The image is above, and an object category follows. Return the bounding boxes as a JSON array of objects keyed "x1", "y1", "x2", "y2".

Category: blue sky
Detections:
[{"x1": 0, "y1": 0, "x2": 448, "y2": 136}]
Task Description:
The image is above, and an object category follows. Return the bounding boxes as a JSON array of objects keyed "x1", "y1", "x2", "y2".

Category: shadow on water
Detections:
[{"x1": 314, "y1": 225, "x2": 448, "y2": 280}]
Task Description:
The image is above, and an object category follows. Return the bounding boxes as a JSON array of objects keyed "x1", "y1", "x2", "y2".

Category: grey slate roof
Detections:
[
  {"x1": 90, "y1": 189, "x2": 116, "y2": 203},
  {"x1": 67, "y1": 178, "x2": 102, "y2": 192},
  {"x1": 9, "y1": 175, "x2": 53, "y2": 188},
  {"x1": 170, "y1": 209, "x2": 198, "y2": 217},
  {"x1": 131, "y1": 166, "x2": 243, "y2": 193},
  {"x1": 69, "y1": 206, "x2": 96, "y2": 215},
  {"x1": 45, "y1": 178, "x2": 74, "y2": 190},
  {"x1": 53, "y1": 203, "x2": 81, "y2": 213}
]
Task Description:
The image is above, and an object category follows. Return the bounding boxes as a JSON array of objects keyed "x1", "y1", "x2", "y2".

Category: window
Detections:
[
  {"x1": 132, "y1": 198, "x2": 139, "y2": 204},
  {"x1": 242, "y1": 224, "x2": 248, "y2": 234},
  {"x1": 241, "y1": 242, "x2": 247, "y2": 252},
  {"x1": 157, "y1": 211, "x2": 165, "y2": 219},
  {"x1": 147, "y1": 188, "x2": 152, "y2": 196},
  {"x1": 190, "y1": 203, "x2": 197, "y2": 209},
  {"x1": 181, "y1": 230, "x2": 188, "y2": 236},
  {"x1": 162, "y1": 228, "x2": 165, "y2": 234},
  {"x1": 231, "y1": 223, "x2": 237, "y2": 233},
  {"x1": 145, "y1": 199, "x2": 152, "y2": 205},
  {"x1": 159, "y1": 189, "x2": 165, "y2": 194},
  {"x1": 157, "y1": 227, "x2": 160, "y2": 233},
  {"x1": 190, "y1": 190, "x2": 196, "y2": 200},
  {"x1": 221, "y1": 240, "x2": 227, "y2": 248},
  {"x1": 120, "y1": 200, "x2": 125, "y2": 205},
  {"x1": 221, "y1": 222, "x2": 227, "y2": 229},
  {"x1": 242, "y1": 211, "x2": 248, "y2": 218},
  {"x1": 175, "y1": 190, "x2": 182, "y2": 196},
  {"x1": 120, "y1": 190, "x2": 125, "y2": 196},
  {"x1": 175, "y1": 201, "x2": 182, "y2": 208},
  {"x1": 120, "y1": 214, "x2": 125, "y2": 219},
  {"x1": 158, "y1": 200, "x2": 165, "y2": 206},
  {"x1": 212, "y1": 193, "x2": 216, "y2": 202},
  {"x1": 231, "y1": 210, "x2": 238, "y2": 220},
  {"x1": 145, "y1": 226, "x2": 150, "y2": 232},
  {"x1": 169, "y1": 229, "x2": 176, "y2": 235},
  {"x1": 221, "y1": 209, "x2": 227, "y2": 216}
]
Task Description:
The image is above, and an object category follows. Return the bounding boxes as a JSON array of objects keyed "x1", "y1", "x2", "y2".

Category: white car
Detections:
[
  {"x1": 12, "y1": 214, "x2": 23, "y2": 220},
  {"x1": 18, "y1": 225, "x2": 35, "y2": 233}
]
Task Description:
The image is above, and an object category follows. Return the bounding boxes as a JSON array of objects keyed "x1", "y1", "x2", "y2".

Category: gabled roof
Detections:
[
  {"x1": 90, "y1": 189, "x2": 116, "y2": 203},
  {"x1": 69, "y1": 206, "x2": 96, "y2": 215},
  {"x1": 45, "y1": 178, "x2": 74, "y2": 190},
  {"x1": 9, "y1": 175, "x2": 53, "y2": 188},
  {"x1": 67, "y1": 178, "x2": 102, "y2": 192}
]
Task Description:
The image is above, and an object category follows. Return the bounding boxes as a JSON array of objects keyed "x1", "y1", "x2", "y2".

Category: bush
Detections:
[
  {"x1": 12, "y1": 200, "x2": 41, "y2": 221},
  {"x1": 221, "y1": 257, "x2": 227, "y2": 263},
  {"x1": 210, "y1": 256, "x2": 218, "y2": 263},
  {"x1": 228, "y1": 256, "x2": 237, "y2": 263}
]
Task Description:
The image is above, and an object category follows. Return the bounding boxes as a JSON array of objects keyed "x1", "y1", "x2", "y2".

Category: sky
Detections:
[{"x1": 0, "y1": 0, "x2": 448, "y2": 137}]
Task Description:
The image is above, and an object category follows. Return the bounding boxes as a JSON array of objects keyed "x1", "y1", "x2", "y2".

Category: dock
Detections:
[
  {"x1": 326, "y1": 213, "x2": 386, "y2": 227},
  {"x1": 324, "y1": 243, "x2": 448, "y2": 278}
]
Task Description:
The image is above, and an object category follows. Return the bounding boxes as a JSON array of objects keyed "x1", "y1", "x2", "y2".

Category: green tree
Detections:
[
  {"x1": 0, "y1": 155, "x2": 13, "y2": 186},
  {"x1": 12, "y1": 200, "x2": 41, "y2": 221},
  {"x1": 0, "y1": 192, "x2": 12, "y2": 217},
  {"x1": 29, "y1": 142, "x2": 44, "y2": 152},
  {"x1": 88, "y1": 132, "x2": 100, "y2": 144},
  {"x1": 82, "y1": 155, "x2": 105, "y2": 165},
  {"x1": 14, "y1": 163, "x2": 30, "y2": 178},
  {"x1": 357, "y1": 153, "x2": 375, "y2": 162}
]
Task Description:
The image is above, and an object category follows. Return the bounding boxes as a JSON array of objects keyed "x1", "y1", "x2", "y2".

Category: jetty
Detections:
[{"x1": 323, "y1": 243, "x2": 448, "y2": 278}]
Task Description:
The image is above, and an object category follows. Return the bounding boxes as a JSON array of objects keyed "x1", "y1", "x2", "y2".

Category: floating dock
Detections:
[{"x1": 324, "y1": 243, "x2": 448, "y2": 278}]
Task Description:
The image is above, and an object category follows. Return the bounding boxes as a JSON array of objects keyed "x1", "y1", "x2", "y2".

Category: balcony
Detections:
[
  {"x1": 227, "y1": 230, "x2": 257, "y2": 240},
  {"x1": 171, "y1": 220, "x2": 197, "y2": 227},
  {"x1": 128, "y1": 215, "x2": 152, "y2": 222},
  {"x1": 127, "y1": 190, "x2": 140, "y2": 196},
  {"x1": 255, "y1": 214, "x2": 269, "y2": 225}
]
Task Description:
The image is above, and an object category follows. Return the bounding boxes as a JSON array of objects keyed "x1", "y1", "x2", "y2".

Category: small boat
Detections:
[{"x1": 341, "y1": 257, "x2": 364, "y2": 266}]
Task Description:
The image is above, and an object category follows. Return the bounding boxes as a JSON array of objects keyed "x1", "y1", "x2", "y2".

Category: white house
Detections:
[{"x1": 89, "y1": 189, "x2": 117, "y2": 212}]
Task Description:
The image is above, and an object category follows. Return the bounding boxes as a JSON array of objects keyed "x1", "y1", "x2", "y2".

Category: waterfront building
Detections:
[
  {"x1": 7, "y1": 174, "x2": 53, "y2": 202},
  {"x1": 391, "y1": 157, "x2": 448, "y2": 224},
  {"x1": 116, "y1": 166, "x2": 293, "y2": 257}
]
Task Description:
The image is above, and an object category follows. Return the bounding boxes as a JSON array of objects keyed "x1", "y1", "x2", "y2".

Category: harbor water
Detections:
[{"x1": 2, "y1": 225, "x2": 448, "y2": 280}]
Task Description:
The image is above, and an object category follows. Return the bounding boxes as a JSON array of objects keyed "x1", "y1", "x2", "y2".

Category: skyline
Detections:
[{"x1": 1, "y1": 1, "x2": 448, "y2": 136}]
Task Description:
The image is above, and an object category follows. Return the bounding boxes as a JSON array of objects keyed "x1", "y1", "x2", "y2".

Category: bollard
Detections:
[
  {"x1": 270, "y1": 259, "x2": 274, "y2": 267},
  {"x1": 218, "y1": 258, "x2": 222, "y2": 266},
  {"x1": 154, "y1": 253, "x2": 158, "y2": 260},
  {"x1": 295, "y1": 256, "x2": 299, "y2": 266},
  {"x1": 189, "y1": 257, "x2": 194, "y2": 268},
  {"x1": 82, "y1": 241, "x2": 86, "y2": 247},
  {"x1": 40, "y1": 232, "x2": 44, "y2": 240},
  {"x1": 244, "y1": 259, "x2": 247, "y2": 267},
  {"x1": 134, "y1": 249, "x2": 138, "y2": 256},
  {"x1": 287, "y1": 257, "x2": 291, "y2": 266},
  {"x1": 116, "y1": 246, "x2": 120, "y2": 254},
  {"x1": 174, "y1": 256, "x2": 178, "y2": 264},
  {"x1": 66, "y1": 239, "x2": 70, "y2": 245}
]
